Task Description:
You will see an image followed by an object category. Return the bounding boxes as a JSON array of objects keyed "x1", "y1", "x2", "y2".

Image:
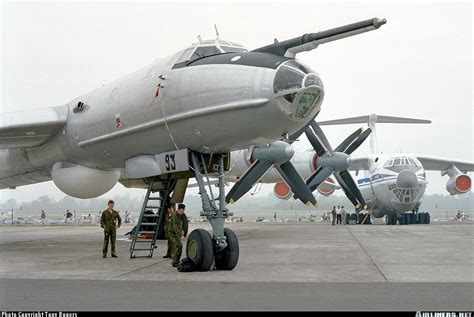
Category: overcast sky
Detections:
[{"x1": 1, "y1": 1, "x2": 472, "y2": 203}]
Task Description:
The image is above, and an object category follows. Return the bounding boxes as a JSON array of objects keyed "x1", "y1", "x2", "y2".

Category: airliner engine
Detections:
[
  {"x1": 444, "y1": 165, "x2": 471, "y2": 195},
  {"x1": 446, "y1": 174, "x2": 471, "y2": 195},
  {"x1": 51, "y1": 162, "x2": 120, "y2": 199}
]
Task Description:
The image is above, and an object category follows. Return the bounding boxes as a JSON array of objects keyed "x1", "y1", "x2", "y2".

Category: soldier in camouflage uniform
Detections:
[
  {"x1": 162, "y1": 203, "x2": 175, "y2": 259},
  {"x1": 100, "y1": 200, "x2": 121, "y2": 258},
  {"x1": 169, "y1": 203, "x2": 186, "y2": 267}
]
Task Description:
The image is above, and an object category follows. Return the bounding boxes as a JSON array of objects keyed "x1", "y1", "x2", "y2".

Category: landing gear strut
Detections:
[{"x1": 186, "y1": 151, "x2": 239, "y2": 271}]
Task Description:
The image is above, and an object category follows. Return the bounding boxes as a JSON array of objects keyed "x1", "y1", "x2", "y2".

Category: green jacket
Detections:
[
  {"x1": 164, "y1": 212, "x2": 174, "y2": 233},
  {"x1": 169, "y1": 212, "x2": 184, "y2": 236},
  {"x1": 101, "y1": 209, "x2": 121, "y2": 230}
]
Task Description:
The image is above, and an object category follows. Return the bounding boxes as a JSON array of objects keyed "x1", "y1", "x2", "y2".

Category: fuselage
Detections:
[
  {"x1": 0, "y1": 39, "x2": 324, "y2": 189},
  {"x1": 357, "y1": 154, "x2": 427, "y2": 217}
]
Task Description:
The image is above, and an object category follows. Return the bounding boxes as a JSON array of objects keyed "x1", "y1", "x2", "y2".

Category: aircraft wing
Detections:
[
  {"x1": 0, "y1": 106, "x2": 68, "y2": 149},
  {"x1": 415, "y1": 155, "x2": 474, "y2": 172}
]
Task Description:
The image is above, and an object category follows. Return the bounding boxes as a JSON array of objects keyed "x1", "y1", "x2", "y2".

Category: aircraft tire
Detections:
[
  {"x1": 385, "y1": 214, "x2": 391, "y2": 225},
  {"x1": 418, "y1": 213, "x2": 425, "y2": 224},
  {"x1": 403, "y1": 213, "x2": 409, "y2": 225},
  {"x1": 390, "y1": 214, "x2": 397, "y2": 225},
  {"x1": 186, "y1": 229, "x2": 214, "y2": 271},
  {"x1": 215, "y1": 228, "x2": 239, "y2": 270},
  {"x1": 425, "y1": 212, "x2": 430, "y2": 224}
]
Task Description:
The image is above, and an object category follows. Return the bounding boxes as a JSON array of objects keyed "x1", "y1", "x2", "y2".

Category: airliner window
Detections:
[
  {"x1": 394, "y1": 158, "x2": 401, "y2": 166},
  {"x1": 220, "y1": 46, "x2": 247, "y2": 53},
  {"x1": 385, "y1": 159, "x2": 394, "y2": 167},
  {"x1": 190, "y1": 46, "x2": 221, "y2": 61},
  {"x1": 408, "y1": 158, "x2": 417, "y2": 166}
]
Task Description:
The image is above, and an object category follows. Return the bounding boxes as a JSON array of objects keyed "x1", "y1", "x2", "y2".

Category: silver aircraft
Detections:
[
  {"x1": 224, "y1": 114, "x2": 473, "y2": 225},
  {"x1": 0, "y1": 18, "x2": 386, "y2": 270}
]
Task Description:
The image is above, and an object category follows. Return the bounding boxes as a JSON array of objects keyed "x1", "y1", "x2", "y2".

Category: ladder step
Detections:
[
  {"x1": 140, "y1": 223, "x2": 158, "y2": 226},
  {"x1": 147, "y1": 197, "x2": 162, "y2": 200},
  {"x1": 132, "y1": 248, "x2": 154, "y2": 251},
  {"x1": 135, "y1": 239, "x2": 154, "y2": 242},
  {"x1": 138, "y1": 231, "x2": 156, "y2": 234},
  {"x1": 130, "y1": 255, "x2": 152, "y2": 258},
  {"x1": 141, "y1": 214, "x2": 159, "y2": 217},
  {"x1": 145, "y1": 205, "x2": 161, "y2": 209}
]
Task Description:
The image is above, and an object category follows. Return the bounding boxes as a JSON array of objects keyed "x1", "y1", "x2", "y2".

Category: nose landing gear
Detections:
[{"x1": 186, "y1": 152, "x2": 240, "y2": 271}]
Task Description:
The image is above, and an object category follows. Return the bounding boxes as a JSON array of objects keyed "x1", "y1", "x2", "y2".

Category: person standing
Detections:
[
  {"x1": 169, "y1": 203, "x2": 186, "y2": 267},
  {"x1": 331, "y1": 206, "x2": 336, "y2": 226},
  {"x1": 336, "y1": 205, "x2": 342, "y2": 225},
  {"x1": 341, "y1": 206, "x2": 347, "y2": 225},
  {"x1": 163, "y1": 204, "x2": 176, "y2": 259},
  {"x1": 100, "y1": 200, "x2": 121, "y2": 258}
]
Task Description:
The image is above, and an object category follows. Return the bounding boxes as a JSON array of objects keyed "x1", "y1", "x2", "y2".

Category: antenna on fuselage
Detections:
[{"x1": 214, "y1": 24, "x2": 220, "y2": 39}]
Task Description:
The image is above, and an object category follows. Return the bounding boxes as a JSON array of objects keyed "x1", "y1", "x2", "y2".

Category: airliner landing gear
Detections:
[{"x1": 187, "y1": 152, "x2": 239, "y2": 271}]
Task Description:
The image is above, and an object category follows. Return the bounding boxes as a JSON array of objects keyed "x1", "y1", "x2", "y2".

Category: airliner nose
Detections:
[{"x1": 397, "y1": 169, "x2": 418, "y2": 188}]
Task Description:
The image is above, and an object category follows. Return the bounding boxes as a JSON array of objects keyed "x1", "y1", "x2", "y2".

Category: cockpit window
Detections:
[
  {"x1": 220, "y1": 46, "x2": 248, "y2": 53},
  {"x1": 384, "y1": 159, "x2": 394, "y2": 168},
  {"x1": 190, "y1": 46, "x2": 221, "y2": 61},
  {"x1": 175, "y1": 48, "x2": 194, "y2": 64}
]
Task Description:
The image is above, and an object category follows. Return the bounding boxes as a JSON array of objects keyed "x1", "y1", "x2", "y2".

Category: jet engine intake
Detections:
[{"x1": 446, "y1": 174, "x2": 471, "y2": 195}]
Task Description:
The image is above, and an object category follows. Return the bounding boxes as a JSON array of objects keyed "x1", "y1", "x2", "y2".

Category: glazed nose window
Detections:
[
  {"x1": 273, "y1": 61, "x2": 305, "y2": 94},
  {"x1": 295, "y1": 91, "x2": 321, "y2": 119},
  {"x1": 273, "y1": 60, "x2": 324, "y2": 120}
]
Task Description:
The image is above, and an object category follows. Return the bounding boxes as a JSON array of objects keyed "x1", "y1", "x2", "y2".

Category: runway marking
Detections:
[{"x1": 345, "y1": 226, "x2": 388, "y2": 282}]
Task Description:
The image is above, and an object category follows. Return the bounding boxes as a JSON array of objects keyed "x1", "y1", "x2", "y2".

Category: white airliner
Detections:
[{"x1": 224, "y1": 114, "x2": 473, "y2": 224}]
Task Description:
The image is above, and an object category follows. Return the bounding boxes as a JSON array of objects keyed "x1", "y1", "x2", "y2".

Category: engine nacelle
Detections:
[
  {"x1": 52, "y1": 162, "x2": 120, "y2": 199},
  {"x1": 446, "y1": 174, "x2": 471, "y2": 195},
  {"x1": 317, "y1": 177, "x2": 336, "y2": 197},
  {"x1": 273, "y1": 182, "x2": 292, "y2": 200}
]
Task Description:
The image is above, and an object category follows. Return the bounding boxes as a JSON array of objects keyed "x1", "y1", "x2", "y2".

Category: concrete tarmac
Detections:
[{"x1": 0, "y1": 222, "x2": 473, "y2": 311}]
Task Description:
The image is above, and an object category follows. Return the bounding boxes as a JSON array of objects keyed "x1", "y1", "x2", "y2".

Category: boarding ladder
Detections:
[{"x1": 129, "y1": 178, "x2": 176, "y2": 258}]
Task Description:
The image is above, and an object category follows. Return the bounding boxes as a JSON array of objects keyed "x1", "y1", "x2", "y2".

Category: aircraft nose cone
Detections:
[{"x1": 397, "y1": 169, "x2": 418, "y2": 188}]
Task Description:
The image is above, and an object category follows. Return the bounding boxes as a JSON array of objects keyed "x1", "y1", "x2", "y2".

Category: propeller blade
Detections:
[
  {"x1": 307, "y1": 167, "x2": 334, "y2": 192},
  {"x1": 344, "y1": 128, "x2": 372, "y2": 155},
  {"x1": 334, "y1": 128, "x2": 363, "y2": 152},
  {"x1": 310, "y1": 121, "x2": 333, "y2": 154},
  {"x1": 225, "y1": 159, "x2": 273, "y2": 204},
  {"x1": 305, "y1": 127, "x2": 326, "y2": 157},
  {"x1": 276, "y1": 162, "x2": 318, "y2": 206},
  {"x1": 288, "y1": 110, "x2": 321, "y2": 143},
  {"x1": 334, "y1": 173, "x2": 360, "y2": 207},
  {"x1": 338, "y1": 170, "x2": 367, "y2": 208}
]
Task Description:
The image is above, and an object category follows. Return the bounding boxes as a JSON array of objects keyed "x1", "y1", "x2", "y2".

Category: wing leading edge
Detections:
[{"x1": 0, "y1": 106, "x2": 68, "y2": 149}]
